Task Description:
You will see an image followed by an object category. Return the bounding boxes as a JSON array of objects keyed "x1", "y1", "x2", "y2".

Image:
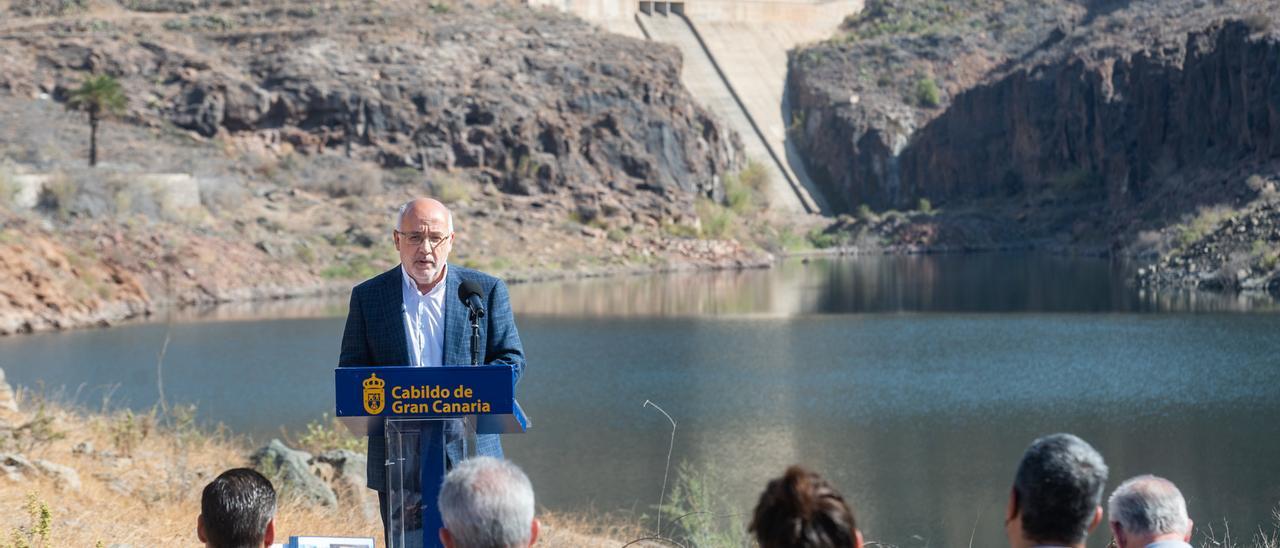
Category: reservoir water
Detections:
[{"x1": 3, "y1": 254, "x2": 1279, "y2": 547}]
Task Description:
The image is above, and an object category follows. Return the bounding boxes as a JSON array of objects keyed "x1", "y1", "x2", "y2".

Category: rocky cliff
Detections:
[
  {"x1": 0, "y1": 1, "x2": 740, "y2": 217},
  {"x1": 790, "y1": 0, "x2": 1276, "y2": 214},
  {"x1": 899, "y1": 17, "x2": 1280, "y2": 220},
  {"x1": 0, "y1": 0, "x2": 767, "y2": 335},
  {"x1": 789, "y1": 0, "x2": 1280, "y2": 293}
]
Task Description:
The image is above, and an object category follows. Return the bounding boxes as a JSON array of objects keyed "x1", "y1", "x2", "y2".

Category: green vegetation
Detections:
[
  {"x1": 288, "y1": 413, "x2": 366, "y2": 454},
  {"x1": 807, "y1": 227, "x2": 847, "y2": 249},
  {"x1": 320, "y1": 253, "x2": 384, "y2": 280},
  {"x1": 915, "y1": 77, "x2": 942, "y2": 108},
  {"x1": 773, "y1": 225, "x2": 812, "y2": 252},
  {"x1": 2, "y1": 493, "x2": 53, "y2": 548},
  {"x1": 1174, "y1": 206, "x2": 1233, "y2": 250},
  {"x1": 6, "y1": 404, "x2": 67, "y2": 455},
  {"x1": 162, "y1": 15, "x2": 237, "y2": 32},
  {"x1": 836, "y1": 0, "x2": 968, "y2": 43},
  {"x1": 1251, "y1": 239, "x2": 1280, "y2": 271},
  {"x1": 695, "y1": 199, "x2": 734, "y2": 239},
  {"x1": 723, "y1": 160, "x2": 769, "y2": 214},
  {"x1": 66, "y1": 75, "x2": 127, "y2": 167},
  {"x1": 427, "y1": 172, "x2": 472, "y2": 205},
  {"x1": 855, "y1": 203, "x2": 879, "y2": 223},
  {"x1": 917, "y1": 197, "x2": 934, "y2": 215},
  {"x1": 109, "y1": 408, "x2": 155, "y2": 457},
  {"x1": 656, "y1": 461, "x2": 750, "y2": 548}
]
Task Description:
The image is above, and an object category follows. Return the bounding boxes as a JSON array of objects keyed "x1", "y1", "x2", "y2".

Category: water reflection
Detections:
[
  {"x1": 1, "y1": 254, "x2": 1277, "y2": 548},
  {"x1": 508, "y1": 255, "x2": 1279, "y2": 317}
]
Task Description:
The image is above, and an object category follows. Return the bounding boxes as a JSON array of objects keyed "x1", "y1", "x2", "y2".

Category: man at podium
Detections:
[{"x1": 338, "y1": 197, "x2": 527, "y2": 534}]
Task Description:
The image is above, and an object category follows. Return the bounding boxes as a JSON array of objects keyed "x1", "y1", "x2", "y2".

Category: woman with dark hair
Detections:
[{"x1": 750, "y1": 465, "x2": 864, "y2": 548}]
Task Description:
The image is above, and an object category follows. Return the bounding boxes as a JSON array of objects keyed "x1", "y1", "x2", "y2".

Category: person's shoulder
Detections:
[
  {"x1": 352, "y1": 265, "x2": 401, "y2": 294},
  {"x1": 449, "y1": 264, "x2": 503, "y2": 288}
]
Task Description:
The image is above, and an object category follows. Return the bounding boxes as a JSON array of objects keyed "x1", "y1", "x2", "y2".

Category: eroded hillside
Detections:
[{"x1": 0, "y1": 0, "x2": 772, "y2": 334}]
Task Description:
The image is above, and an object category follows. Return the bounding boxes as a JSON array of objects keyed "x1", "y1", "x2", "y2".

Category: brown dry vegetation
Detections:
[
  {"x1": 0, "y1": 395, "x2": 378, "y2": 545},
  {"x1": 0, "y1": 390, "x2": 649, "y2": 547}
]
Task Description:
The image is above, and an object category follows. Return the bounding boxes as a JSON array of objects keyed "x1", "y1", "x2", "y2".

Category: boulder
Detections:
[
  {"x1": 1, "y1": 452, "x2": 35, "y2": 481},
  {"x1": 33, "y1": 459, "x2": 81, "y2": 491},
  {"x1": 251, "y1": 439, "x2": 336, "y2": 506},
  {"x1": 315, "y1": 449, "x2": 377, "y2": 522}
]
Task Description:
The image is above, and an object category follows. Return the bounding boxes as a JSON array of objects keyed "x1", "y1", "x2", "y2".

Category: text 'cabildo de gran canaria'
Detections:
[
  {"x1": 391, "y1": 384, "x2": 491, "y2": 414},
  {"x1": 361, "y1": 373, "x2": 493, "y2": 415}
]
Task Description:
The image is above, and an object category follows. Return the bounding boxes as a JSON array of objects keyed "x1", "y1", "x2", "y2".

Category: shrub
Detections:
[
  {"x1": 723, "y1": 160, "x2": 769, "y2": 213},
  {"x1": 855, "y1": 203, "x2": 878, "y2": 223},
  {"x1": 320, "y1": 253, "x2": 384, "y2": 280},
  {"x1": 656, "y1": 461, "x2": 749, "y2": 547},
  {"x1": 695, "y1": 199, "x2": 734, "y2": 239},
  {"x1": 427, "y1": 171, "x2": 472, "y2": 204},
  {"x1": 807, "y1": 228, "x2": 846, "y2": 249},
  {"x1": 1175, "y1": 206, "x2": 1234, "y2": 249},
  {"x1": 289, "y1": 413, "x2": 366, "y2": 454},
  {"x1": 916, "y1": 77, "x2": 942, "y2": 108},
  {"x1": 918, "y1": 197, "x2": 933, "y2": 214},
  {"x1": 4, "y1": 492, "x2": 53, "y2": 548}
]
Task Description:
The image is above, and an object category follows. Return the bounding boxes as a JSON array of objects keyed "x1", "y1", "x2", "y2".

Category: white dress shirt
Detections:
[{"x1": 401, "y1": 265, "x2": 446, "y2": 367}]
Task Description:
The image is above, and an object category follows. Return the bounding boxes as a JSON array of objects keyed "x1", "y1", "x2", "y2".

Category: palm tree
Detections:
[{"x1": 66, "y1": 74, "x2": 127, "y2": 167}]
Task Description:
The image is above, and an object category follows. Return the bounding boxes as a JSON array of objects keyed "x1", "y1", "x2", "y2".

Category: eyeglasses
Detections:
[{"x1": 395, "y1": 230, "x2": 451, "y2": 251}]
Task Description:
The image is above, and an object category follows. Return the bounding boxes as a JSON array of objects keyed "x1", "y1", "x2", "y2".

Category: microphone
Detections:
[{"x1": 458, "y1": 280, "x2": 486, "y2": 318}]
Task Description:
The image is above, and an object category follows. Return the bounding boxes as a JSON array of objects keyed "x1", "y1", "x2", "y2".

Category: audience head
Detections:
[
  {"x1": 198, "y1": 468, "x2": 277, "y2": 548},
  {"x1": 437, "y1": 456, "x2": 539, "y2": 548},
  {"x1": 750, "y1": 465, "x2": 863, "y2": 548},
  {"x1": 1006, "y1": 433, "x2": 1109, "y2": 548},
  {"x1": 1108, "y1": 475, "x2": 1193, "y2": 547}
]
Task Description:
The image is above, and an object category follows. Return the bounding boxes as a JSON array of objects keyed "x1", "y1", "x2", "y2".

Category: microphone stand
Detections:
[
  {"x1": 466, "y1": 305, "x2": 482, "y2": 458},
  {"x1": 468, "y1": 307, "x2": 481, "y2": 367}
]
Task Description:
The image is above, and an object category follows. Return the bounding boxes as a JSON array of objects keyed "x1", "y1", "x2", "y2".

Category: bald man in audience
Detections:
[{"x1": 1108, "y1": 475, "x2": 1194, "y2": 548}]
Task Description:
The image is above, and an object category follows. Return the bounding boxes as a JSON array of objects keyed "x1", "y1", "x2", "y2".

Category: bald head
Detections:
[
  {"x1": 394, "y1": 197, "x2": 456, "y2": 292},
  {"x1": 1108, "y1": 475, "x2": 1192, "y2": 548},
  {"x1": 395, "y1": 198, "x2": 453, "y2": 233}
]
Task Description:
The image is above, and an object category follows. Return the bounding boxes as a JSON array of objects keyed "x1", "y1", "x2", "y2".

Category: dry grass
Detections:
[
  {"x1": 0, "y1": 395, "x2": 379, "y2": 546},
  {"x1": 0, "y1": 394, "x2": 643, "y2": 547}
]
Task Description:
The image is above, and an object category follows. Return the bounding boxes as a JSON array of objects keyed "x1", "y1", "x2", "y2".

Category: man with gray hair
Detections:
[
  {"x1": 437, "y1": 456, "x2": 539, "y2": 548},
  {"x1": 1108, "y1": 475, "x2": 1194, "y2": 548},
  {"x1": 338, "y1": 197, "x2": 527, "y2": 541},
  {"x1": 1005, "y1": 433, "x2": 1109, "y2": 548}
]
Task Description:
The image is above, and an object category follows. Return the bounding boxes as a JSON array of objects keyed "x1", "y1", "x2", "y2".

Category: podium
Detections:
[{"x1": 335, "y1": 365, "x2": 529, "y2": 548}]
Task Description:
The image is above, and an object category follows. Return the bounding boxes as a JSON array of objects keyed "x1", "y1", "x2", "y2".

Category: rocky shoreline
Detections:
[{"x1": 787, "y1": 0, "x2": 1280, "y2": 297}]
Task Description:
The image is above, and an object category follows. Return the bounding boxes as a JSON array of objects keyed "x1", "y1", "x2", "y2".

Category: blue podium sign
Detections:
[
  {"x1": 335, "y1": 365, "x2": 514, "y2": 418},
  {"x1": 335, "y1": 365, "x2": 528, "y2": 548}
]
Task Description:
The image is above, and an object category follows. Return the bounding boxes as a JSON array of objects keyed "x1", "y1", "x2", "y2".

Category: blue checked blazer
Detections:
[{"x1": 338, "y1": 264, "x2": 526, "y2": 491}]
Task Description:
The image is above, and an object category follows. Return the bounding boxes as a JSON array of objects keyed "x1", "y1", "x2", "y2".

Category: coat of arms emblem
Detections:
[{"x1": 363, "y1": 373, "x2": 386, "y2": 415}]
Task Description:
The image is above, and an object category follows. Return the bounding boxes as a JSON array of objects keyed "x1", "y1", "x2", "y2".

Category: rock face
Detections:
[
  {"x1": 789, "y1": 0, "x2": 1278, "y2": 228},
  {"x1": 250, "y1": 439, "x2": 337, "y2": 506},
  {"x1": 899, "y1": 19, "x2": 1280, "y2": 212},
  {"x1": 0, "y1": 2, "x2": 740, "y2": 216},
  {"x1": 787, "y1": 0, "x2": 1086, "y2": 212}
]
